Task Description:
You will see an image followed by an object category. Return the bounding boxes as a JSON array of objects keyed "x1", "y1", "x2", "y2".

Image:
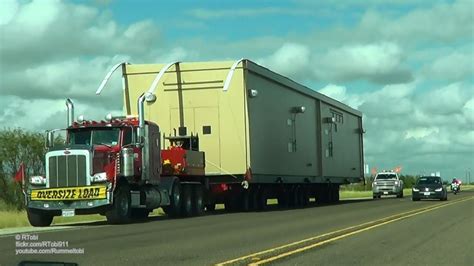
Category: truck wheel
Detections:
[
  {"x1": 106, "y1": 184, "x2": 131, "y2": 224},
  {"x1": 27, "y1": 208, "x2": 53, "y2": 227},
  {"x1": 163, "y1": 180, "x2": 182, "y2": 217},
  {"x1": 181, "y1": 184, "x2": 193, "y2": 217},
  {"x1": 397, "y1": 191, "x2": 403, "y2": 198},
  {"x1": 131, "y1": 208, "x2": 150, "y2": 219},
  {"x1": 192, "y1": 185, "x2": 204, "y2": 216}
]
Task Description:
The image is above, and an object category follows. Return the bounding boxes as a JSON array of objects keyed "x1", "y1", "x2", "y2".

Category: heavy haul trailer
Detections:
[
  {"x1": 122, "y1": 59, "x2": 364, "y2": 210},
  {"x1": 23, "y1": 59, "x2": 363, "y2": 227}
]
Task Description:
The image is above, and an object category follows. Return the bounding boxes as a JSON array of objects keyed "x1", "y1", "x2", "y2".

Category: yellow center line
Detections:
[
  {"x1": 215, "y1": 196, "x2": 473, "y2": 266},
  {"x1": 249, "y1": 196, "x2": 473, "y2": 266}
]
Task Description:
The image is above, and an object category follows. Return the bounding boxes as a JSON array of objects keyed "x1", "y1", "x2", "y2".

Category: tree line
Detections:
[{"x1": 0, "y1": 128, "x2": 46, "y2": 210}]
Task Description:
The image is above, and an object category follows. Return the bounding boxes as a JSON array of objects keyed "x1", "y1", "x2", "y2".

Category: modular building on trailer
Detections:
[{"x1": 122, "y1": 59, "x2": 364, "y2": 206}]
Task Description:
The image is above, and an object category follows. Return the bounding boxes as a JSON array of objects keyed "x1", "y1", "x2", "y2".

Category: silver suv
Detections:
[{"x1": 372, "y1": 172, "x2": 404, "y2": 198}]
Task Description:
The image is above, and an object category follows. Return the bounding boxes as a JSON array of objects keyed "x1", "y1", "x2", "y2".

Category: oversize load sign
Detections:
[{"x1": 31, "y1": 186, "x2": 107, "y2": 201}]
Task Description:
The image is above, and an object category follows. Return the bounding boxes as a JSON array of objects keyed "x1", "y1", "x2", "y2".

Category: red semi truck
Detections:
[{"x1": 23, "y1": 60, "x2": 364, "y2": 226}]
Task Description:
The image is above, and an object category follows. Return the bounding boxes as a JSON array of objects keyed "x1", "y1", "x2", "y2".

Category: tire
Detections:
[
  {"x1": 205, "y1": 203, "x2": 215, "y2": 212},
  {"x1": 224, "y1": 196, "x2": 238, "y2": 212},
  {"x1": 277, "y1": 188, "x2": 290, "y2": 209},
  {"x1": 412, "y1": 197, "x2": 420, "y2": 201},
  {"x1": 249, "y1": 187, "x2": 259, "y2": 211},
  {"x1": 131, "y1": 208, "x2": 150, "y2": 219},
  {"x1": 397, "y1": 191, "x2": 403, "y2": 198},
  {"x1": 106, "y1": 184, "x2": 131, "y2": 224},
  {"x1": 181, "y1": 184, "x2": 193, "y2": 217},
  {"x1": 256, "y1": 187, "x2": 268, "y2": 211},
  {"x1": 27, "y1": 208, "x2": 53, "y2": 227},
  {"x1": 192, "y1": 185, "x2": 204, "y2": 216},
  {"x1": 290, "y1": 186, "x2": 299, "y2": 207},
  {"x1": 240, "y1": 190, "x2": 251, "y2": 212},
  {"x1": 331, "y1": 186, "x2": 340, "y2": 203},
  {"x1": 163, "y1": 180, "x2": 181, "y2": 217},
  {"x1": 297, "y1": 186, "x2": 310, "y2": 207}
]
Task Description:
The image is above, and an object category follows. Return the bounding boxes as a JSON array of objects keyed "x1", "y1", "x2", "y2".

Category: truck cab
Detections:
[{"x1": 372, "y1": 171, "x2": 404, "y2": 199}]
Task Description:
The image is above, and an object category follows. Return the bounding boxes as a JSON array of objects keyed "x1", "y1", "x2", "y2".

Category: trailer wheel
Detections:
[
  {"x1": 240, "y1": 189, "x2": 251, "y2": 212},
  {"x1": 289, "y1": 186, "x2": 299, "y2": 207},
  {"x1": 181, "y1": 184, "x2": 193, "y2": 217},
  {"x1": 257, "y1": 186, "x2": 268, "y2": 211},
  {"x1": 106, "y1": 183, "x2": 131, "y2": 224},
  {"x1": 27, "y1": 208, "x2": 53, "y2": 227},
  {"x1": 331, "y1": 186, "x2": 340, "y2": 203},
  {"x1": 205, "y1": 203, "x2": 216, "y2": 212},
  {"x1": 277, "y1": 188, "x2": 290, "y2": 209},
  {"x1": 299, "y1": 186, "x2": 310, "y2": 207},
  {"x1": 163, "y1": 180, "x2": 182, "y2": 217},
  {"x1": 192, "y1": 185, "x2": 205, "y2": 216},
  {"x1": 224, "y1": 196, "x2": 239, "y2": 212},
  {"x1": 316, "y1": 186, "x2": 329, "y2": 204},
  {"x1": 249, "y1": 188, "x2": 259, "y2": 211}
]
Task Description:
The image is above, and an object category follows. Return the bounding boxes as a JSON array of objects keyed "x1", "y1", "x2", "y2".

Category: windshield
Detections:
[
  {"x1": 417, "y1": 177, "x2": 442, "y2": 185},
  {"x1": 68, "y1": 128, "x2": 120, "y2": 146},
  {"x1": 375, "y1": 174, "x2": 397, "y2": 180}
]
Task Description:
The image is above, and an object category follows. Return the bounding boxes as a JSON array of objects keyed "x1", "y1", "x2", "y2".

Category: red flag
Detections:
[
  {"x1": 371, "y1": 167, "x2": 378, "y2": 176},
  {"x1": 14, "y1": 163, "x2": 25, "y2": 183},
  {"x1": 394, "y1": 166, "x2": 402, "y2": 173}
]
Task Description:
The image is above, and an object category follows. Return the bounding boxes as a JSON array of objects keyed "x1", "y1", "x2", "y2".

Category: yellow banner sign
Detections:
[{"x1": 31, "y1": 186, "x2": 107, "y2": 201}]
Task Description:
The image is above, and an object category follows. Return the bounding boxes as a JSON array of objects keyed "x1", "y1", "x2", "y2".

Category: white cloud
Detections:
[
  {"x1": 188, "y1": 7, "x2": 312, "y2": 20},
  {"x1": 258, "y1": 43, "x2": 310, "y2": 80},
  {"x1": 358, "y1": 0, "x2": 473, "y2": 43},
  {"x1": 418, "y1": 83, "x2": 468, "y2": 115},
  {"x1": 258, "y1": 42, "x2": 412, "y2": 85},
  {"x1": 0, "y1": 0, "x2": 19, "y2": 25},
  {"x1": 315, "y1": 42, "x2": 412, "y2": 84},
  {"x1": 404, "y1": 127, "x2": 439, "y2": 139},
  {"x1": 423, "y1": 52, "x2": 473, "y2": 81},
  {"x1": 318, "y1": 84, "x2": 364, "y2": 109}
]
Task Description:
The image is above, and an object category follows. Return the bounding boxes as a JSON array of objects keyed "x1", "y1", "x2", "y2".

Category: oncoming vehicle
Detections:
[
  {"x1": 372, "y1": 171, "x2": 404, "y2": 199},
  {"x1": 450, "y1": 178, "x2": 461, "y2": 194},
  {"x1": 412, "y1": 176, "x2": 447, "y2": 201}
]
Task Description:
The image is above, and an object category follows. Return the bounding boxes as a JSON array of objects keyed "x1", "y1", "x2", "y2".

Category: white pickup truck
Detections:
[{"x1": 372, "y1": 172, "x2": 404, "y2": 198}]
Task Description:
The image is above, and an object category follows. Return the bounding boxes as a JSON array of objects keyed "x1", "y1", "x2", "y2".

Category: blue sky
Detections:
[{"x1": 0, "y1": 0, "x2": 473, "y2": 180}]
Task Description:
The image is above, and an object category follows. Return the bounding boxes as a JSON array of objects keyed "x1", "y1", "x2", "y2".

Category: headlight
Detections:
[
  {"x1": 412, "y1": 188, "x2": 419, "y2": 192},
  {"x1": 435, "y1": 187, "x2": 443, "y2": 192},
  {"x1": 30, "y1": 176, "x2": 46, "y2": 185},
  {"x1": 394, "y1": 181, "x2": 399, "y2": 185},
  {"x1": 373, "y1": 181, "x2": 377, "y2": 186},
  {"x1": 91, "y1": 172, "x2": 108, "y2": 183}
]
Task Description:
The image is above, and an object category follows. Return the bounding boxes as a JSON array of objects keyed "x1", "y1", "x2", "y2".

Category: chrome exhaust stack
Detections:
[
  {"x1": 66, "y1": 98, "x2": 74, "y2": 127},
  {"x1": 137, "y1": 93, "x2": 146, "y2": 143}
]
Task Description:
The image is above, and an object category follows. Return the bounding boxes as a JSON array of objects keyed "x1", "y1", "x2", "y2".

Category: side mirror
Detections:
[{"x1": 45, "y1": 131, "x2": 54, "y2": 149}]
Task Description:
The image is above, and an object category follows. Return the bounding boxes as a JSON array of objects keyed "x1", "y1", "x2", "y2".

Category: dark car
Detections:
[{"x1": 412, "y1": 176, "x2": 447, "y2": 201}]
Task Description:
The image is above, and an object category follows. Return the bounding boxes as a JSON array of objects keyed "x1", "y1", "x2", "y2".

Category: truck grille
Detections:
[{"x1": 48, "y1": 155, "x2": 87, "y2": 188}]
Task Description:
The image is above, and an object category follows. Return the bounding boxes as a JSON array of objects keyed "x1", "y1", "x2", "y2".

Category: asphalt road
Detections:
[{"x1": 1, "y1": 191, "x2": 472, "y2": 266}]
